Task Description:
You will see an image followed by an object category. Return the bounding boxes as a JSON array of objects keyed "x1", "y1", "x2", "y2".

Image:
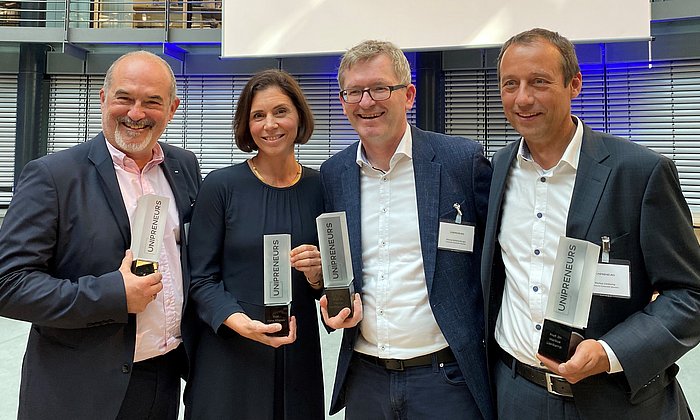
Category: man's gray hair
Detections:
[{"x1": 338, "y1": 40, "x2": 411, "y2": 88}]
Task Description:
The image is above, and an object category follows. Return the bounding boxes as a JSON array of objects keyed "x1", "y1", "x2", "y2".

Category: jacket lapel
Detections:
[
  {"x1": 340, "y1": 144, "x2": 364, "y2": 291},
  {"x1": 566, "y1": 125, "x2": 611, "y2": 239},
  {"x1": 482, "y1": 140, "x2": 519, "y2": 301},
  {"x1": 490, "y1": 142, "x2": 520, "y2": 234},
  {"x1": 412, "y1": 127, "x2": 440, "y2": 292},
  {"x1": 160, "y1": 148, "x2": 190, "y2": 221},
  {"x1": 88, "y1": 133, "x2": 130, "y2": 247}
]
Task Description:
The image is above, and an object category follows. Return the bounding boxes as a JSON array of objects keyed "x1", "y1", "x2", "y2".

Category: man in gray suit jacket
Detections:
[
  {"x1": 320, "y1": 40, "x2": 493, "y2": 419},
  {"x1": 0, "y1": 51, "x2": 201, "y2": 420},
  {"x1": 482, "y1": 28, "x2": 700, "y2": 419}
]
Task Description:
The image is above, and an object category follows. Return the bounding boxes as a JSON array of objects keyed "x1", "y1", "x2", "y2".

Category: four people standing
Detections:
[{"x1": 1, "y1": 31, "x2": 699, "y2": 420}]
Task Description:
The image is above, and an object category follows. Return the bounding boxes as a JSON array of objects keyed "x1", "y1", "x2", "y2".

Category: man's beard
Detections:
[{"x1": 113, "y1": 116, "x2": 155, "y2": 154}]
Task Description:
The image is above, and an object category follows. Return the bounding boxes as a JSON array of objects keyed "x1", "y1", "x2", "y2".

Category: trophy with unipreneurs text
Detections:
[
  {"x1": 316, "y1": 212, "x2": 355, "y2": 318},
  {"x1": 264, "y1": 234, "x2": 292, "y2": 337},
  {"x1": 538, "y1": 236, "x2": 600, "y2": 362},
  {"x1": 130, "y1": 194, "x2": 170, "y2": 276}
]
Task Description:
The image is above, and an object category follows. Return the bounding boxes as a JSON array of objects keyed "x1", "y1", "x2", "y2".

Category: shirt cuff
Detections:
[{"x1": 598, "y1": 339, "x2": 623, "y2": 373}]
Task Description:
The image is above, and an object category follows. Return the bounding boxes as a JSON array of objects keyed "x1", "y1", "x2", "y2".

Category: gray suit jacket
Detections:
[
  {"x1": 0, "y1": 133, "x2": 201, "y2": 420},
  {"x1": 320, "y1": 126, "x2": 494, "y2": 419},
  {"x1": 482, "y1": 123, "x2": 700, "y2": 419}
]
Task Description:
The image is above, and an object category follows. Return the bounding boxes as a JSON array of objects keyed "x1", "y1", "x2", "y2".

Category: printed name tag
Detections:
[
  {"x1": 438, "y1": 221, "x2": 474, "y2": 253},
  {"x1": 593, "y1": 260, "x2": 631, "y2": 298}
]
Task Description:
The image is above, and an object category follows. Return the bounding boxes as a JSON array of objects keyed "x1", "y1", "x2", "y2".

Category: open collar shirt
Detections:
[
  {"x1": 353, "y1": 124, "x2": 449, "y2": 359},
  {"x1": 106, "y1": 138, "x2": 183, "y2": 362},
  {"x1": 494, "y1": 116, "x2": 621, "y2": 372}
]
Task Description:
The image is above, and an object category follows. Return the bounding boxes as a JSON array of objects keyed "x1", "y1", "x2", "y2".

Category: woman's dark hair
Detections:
[{"x1": 234, "y1": 69, "x2": 315, "y2": 152}]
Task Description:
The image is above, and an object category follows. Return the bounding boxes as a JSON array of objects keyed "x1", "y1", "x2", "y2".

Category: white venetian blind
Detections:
[
  {"x1": 0, "y1": 74, "x2": 17, "y2": 207},
  {"x1": 45, "y1": 72, "x2": 416, "y2": 177},
  {"x1": 168, "y1": 75, "x2": 250, "y2": 175},
  {"x1": 47, "y1": 75, "x2": 101, "y2": 153},
  {"x1": 444, "y1": 61, "x2": 700, "y2": 211},
  {"x1": 47, "y1": 74, "x2": 248, "y2": 176},
  {"x1": 295, "y1": 74, "x2": 356, "y2": 168},
  {"x1": 605, "y1": 60, "x2": 700, "y2": 209},
  {"x1": 444, "y1": 68, "x2": 517, "y2": 158}
]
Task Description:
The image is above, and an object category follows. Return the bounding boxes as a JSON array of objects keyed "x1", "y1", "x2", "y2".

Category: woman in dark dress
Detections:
[{"x1": 184, "y1": 70, "x2": 325, "y2": 420}]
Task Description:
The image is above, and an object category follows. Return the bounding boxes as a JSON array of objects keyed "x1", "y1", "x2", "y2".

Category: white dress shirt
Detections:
[
  {"x1": 106, "y1": 139, "x2": 184, "y2": 362},
  {"x1": 495, "y1": 116, "x2": 621, "y2": 372},
  {"x1": 353, "y1": 124, "x2": 449, "y2": 359}
]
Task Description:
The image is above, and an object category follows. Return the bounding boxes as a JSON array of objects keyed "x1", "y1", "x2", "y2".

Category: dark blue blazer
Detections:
[
  {"x1": 0, "y1": 133, "x2": 201, "y2": 420},
  {"x1": 482, "y1": 123, "x2": 700, "y2": 419},
  {"x1": 320, "y1": 126, "x2": 494, "y2": 419}
]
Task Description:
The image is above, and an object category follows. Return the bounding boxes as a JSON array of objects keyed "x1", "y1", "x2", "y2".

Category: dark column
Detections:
[
  {"x1": 14, "y1": 43, "x2": 49, "y2": 187},
  {"x1": 19, "y1": 0, "x2": 47, "y2": 27},
  {"x1": 415, "y1": 51, "x2": 443, "y2": 133}
]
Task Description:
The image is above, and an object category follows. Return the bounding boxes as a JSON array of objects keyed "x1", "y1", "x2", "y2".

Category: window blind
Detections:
[
  {"x1": 444, "y1": 60, "x2": 700, "y2": 211},
  {"x1": 605, "y1": 61, "x2": 700, "y2": 208},
  {"x1": 46, "y1": 72, "x2": 416, "y2": 178},
  {"x1": 0, "y1": 74, "x2": 17, "y2": 207}
]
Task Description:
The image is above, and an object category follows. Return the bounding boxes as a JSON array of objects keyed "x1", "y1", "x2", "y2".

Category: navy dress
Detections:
[{"x1": 184, "y1": 162, "x2": 325, "y2": 420}]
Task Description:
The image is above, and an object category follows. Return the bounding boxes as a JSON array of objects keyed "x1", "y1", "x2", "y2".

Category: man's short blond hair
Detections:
[{"x1": 337, "y1": 40, "x2": 411, "y2": 88}]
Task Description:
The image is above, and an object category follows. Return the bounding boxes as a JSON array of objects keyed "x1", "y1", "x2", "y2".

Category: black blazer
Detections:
[
  {"x1": 0, "y1": 133, "x2": 201, "y2": 420},
  {"x1": 482, "y1": 123, "x2": 700, "y2": 419}
]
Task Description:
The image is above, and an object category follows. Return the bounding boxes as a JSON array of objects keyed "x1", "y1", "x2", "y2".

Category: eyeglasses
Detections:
[{"x1": 340, "y1": 84, "x2": 407, "y2": 104}]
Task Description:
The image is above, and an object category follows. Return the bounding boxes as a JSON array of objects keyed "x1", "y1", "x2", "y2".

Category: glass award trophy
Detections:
[
  {"x1": 538, "y1": 236, "x2": 600, "y2": 362},
  {"x1": 316, "y1": 212, "x2": 355, "y2": 318},
  {"x1": 130, "y1": 194, "x2": 170, "y2": 276},
  {"x1": 264, "y1": 234, "x2": 292, "y2": 337}
]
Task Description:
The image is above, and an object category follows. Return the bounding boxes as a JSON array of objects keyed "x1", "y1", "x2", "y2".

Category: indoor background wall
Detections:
[{"x1": 1, "y1": 1, "x2": 700, "y2": 213}]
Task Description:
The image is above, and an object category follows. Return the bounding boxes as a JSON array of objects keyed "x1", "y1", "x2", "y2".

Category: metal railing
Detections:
[{"x1": 0, "y1": 0, "x2": 221, "y2": 29}]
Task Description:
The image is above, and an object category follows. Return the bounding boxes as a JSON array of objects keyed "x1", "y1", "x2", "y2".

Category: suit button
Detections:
[{"x1": 122, "y1": 364, "x2": 131, "y2": 374}]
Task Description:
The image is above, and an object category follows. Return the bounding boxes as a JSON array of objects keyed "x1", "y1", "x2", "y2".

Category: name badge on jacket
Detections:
[
  {"x1": 438, "y1": 203, "x2": 474, "y2": 253},
  {"x1": 593, "y1": 260, "x2": 631, "y2": 298},
  {"x1": 438, "y1": 221, "x2": 475, "y2": 253}
]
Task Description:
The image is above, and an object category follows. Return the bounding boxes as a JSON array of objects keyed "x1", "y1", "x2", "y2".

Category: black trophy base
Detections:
[
  {"x1": 131, "y1": 260, "x2": 158, "y2": 277},
  {"x1": 325, "y1": 283, "x2": 355, "y2": 318},
  {"x1": 538, "y1": 319, "x2": 585, "y2": 362},
  {"x1": 265, "y1": 304, "x2": 290, "y2": 337}
]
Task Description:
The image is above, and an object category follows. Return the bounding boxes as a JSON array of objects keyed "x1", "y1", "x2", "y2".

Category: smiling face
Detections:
[
  {"x1": 499, "y1": 39, "x2": 582, "y2": 152},
  {"x1": 248, "y1": 86, "x2": 300, "y2": 159},
  {"x1": 100, "y1": 55, "x2": 179, "y2": 166},
  {"x1": 340, "y1": 54, "x2": 415, "y2": 151}
]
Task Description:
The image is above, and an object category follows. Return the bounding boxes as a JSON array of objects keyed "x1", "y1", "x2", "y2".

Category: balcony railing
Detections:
[{"x1": 0, "y1": 0, "x2": 221, "y2": 29}]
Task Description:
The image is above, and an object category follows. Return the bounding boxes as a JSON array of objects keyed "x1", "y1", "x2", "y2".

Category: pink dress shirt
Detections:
[{"x1": 105, "y1": 139, "x2": 184, "y2": 362}]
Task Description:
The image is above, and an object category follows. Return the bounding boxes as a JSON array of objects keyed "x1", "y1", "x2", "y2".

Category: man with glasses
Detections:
[{"x1": 319, "y1": 40, "x2": 494, "y2": 419}]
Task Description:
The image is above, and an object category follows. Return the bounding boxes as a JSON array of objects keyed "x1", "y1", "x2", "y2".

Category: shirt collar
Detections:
[
  {"x1": 516, "y1": 115, "x2": 583, "y2": 171},
  {"x1": 355, "y1": 123, "x2": 412, "y2": 170},
  {"x1": 104, "y1": 135, "x2": 165, "y2": 173}
]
